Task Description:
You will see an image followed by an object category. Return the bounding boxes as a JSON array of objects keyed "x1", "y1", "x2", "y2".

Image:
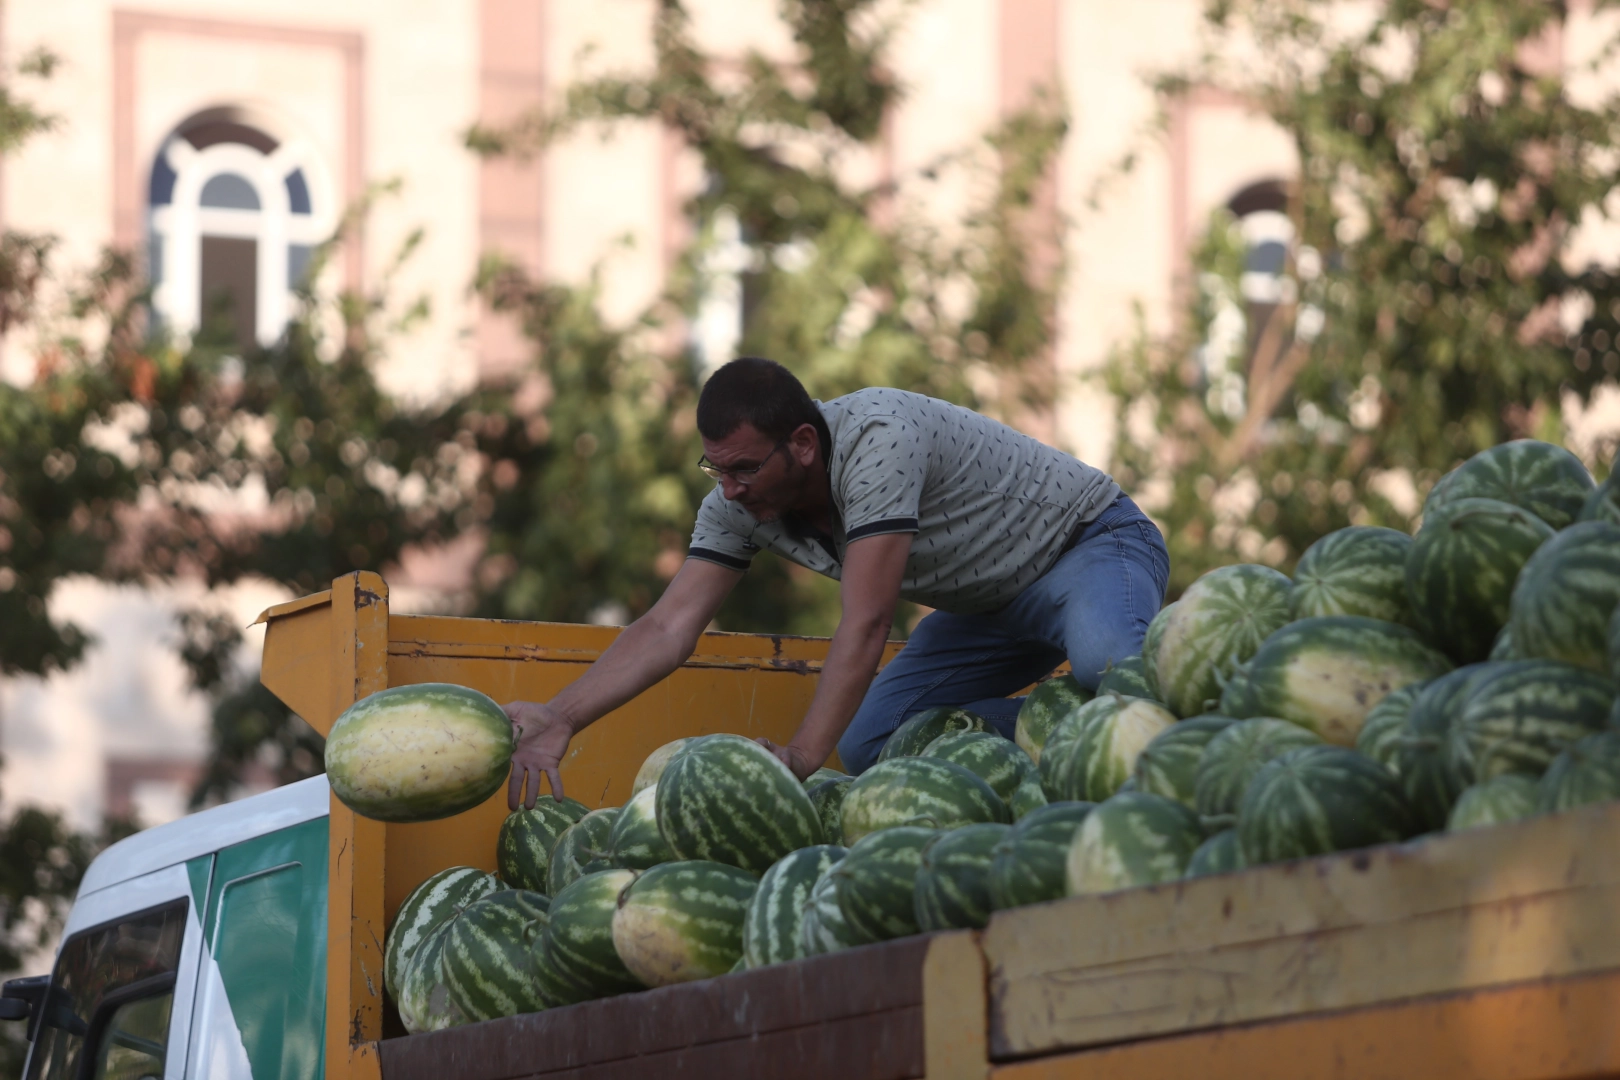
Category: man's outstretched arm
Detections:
[
  {"x1": 762, "y1": 532, "x2": 912, "y2": 778},
  {"x1": 505, "y1": 557, "x2": 743, "y2": 807}
]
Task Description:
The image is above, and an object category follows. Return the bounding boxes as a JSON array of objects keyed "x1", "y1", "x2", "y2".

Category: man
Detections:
[{"x1": 504, "y1": 357, "x2": 1168, "y2": 807}]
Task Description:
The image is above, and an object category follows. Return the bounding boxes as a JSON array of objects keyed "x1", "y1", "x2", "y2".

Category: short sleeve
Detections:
[
  {"x1": 836, "y1": 414, "x2": 926, "y2": 542},
  {"x1": 687, "y1": 487, "x2": 759, "y2": 571}
]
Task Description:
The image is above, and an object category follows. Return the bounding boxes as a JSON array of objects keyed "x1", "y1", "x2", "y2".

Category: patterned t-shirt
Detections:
[{"x1": 687, "y1": 387, "x2": 1122, "y2": 613}]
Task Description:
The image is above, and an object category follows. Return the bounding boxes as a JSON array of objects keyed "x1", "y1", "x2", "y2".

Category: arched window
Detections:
[{"x1": 146, "y1": 108, "x2": 334, "y2": 350}]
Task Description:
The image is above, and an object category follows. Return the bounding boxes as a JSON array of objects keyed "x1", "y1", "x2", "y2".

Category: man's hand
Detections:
[
  {"x1": 504, "y1": 700, "x2": 574, "y2": 809},
  {"x1": 756, "y1": 737, "x2": 821, "y2": 781}
]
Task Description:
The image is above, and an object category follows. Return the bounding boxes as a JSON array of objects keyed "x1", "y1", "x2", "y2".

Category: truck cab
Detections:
[{"x1": 3, "y1": 776, "x2": 330, "y2": 1080}]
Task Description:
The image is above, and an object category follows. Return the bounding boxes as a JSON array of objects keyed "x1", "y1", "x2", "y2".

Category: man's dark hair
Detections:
[{"x1": 696, "y1": 358, "x2": 828, "y2": 451}]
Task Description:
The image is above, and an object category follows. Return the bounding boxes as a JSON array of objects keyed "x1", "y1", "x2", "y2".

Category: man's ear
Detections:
[{"x1": 788, "y1": 422, "x2": 820, "y2": 465}]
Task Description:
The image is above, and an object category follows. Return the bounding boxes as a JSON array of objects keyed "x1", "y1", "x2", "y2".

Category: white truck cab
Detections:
[{"x1": 2, "y1": 776, "x2": 332, "y2": 1080}]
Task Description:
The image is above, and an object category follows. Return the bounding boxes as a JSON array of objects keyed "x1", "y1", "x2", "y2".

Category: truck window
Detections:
[{"x1": 24, "y1": 901, "x2": 185, "y2": 1080}]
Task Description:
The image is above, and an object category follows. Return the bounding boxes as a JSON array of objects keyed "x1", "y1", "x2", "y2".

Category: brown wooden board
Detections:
[
  {"x1": 378, "y1": 935, "x2": 934, "y2": 1080},
  {"x1": 983, "y1": 800, "x2": 1620, "y2": 1060}
]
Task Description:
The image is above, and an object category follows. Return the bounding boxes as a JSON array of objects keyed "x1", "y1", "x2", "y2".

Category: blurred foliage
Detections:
[{"x1": 1106, "y1": 0, "x2": 1620, "y2": 594}]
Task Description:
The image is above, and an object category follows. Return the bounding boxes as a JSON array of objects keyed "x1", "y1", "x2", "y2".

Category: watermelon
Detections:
[
  {"x1": 832, "y1": 826, "x2": 937, "y2": 943},
  {"x1": 1489, "y1": 625, "x2": 1519, "y2": 661},
  {"x1": 497, "y1": 797, "x2": 589, "y2": 893},
  {"x1": 804, "y1": 766, "x2": 847, "y2": 787},
  {"x1": 543, "y1": 869, "x2": 643, "y2": 1002},
  {"x1": 1580, "y1": 471, "x2": 1620, "y2": 527},
  {"x1": 1147, "y1": 565, "x2": 1293, "y2": 718},
  {"x1": 548, "y1": 809, "x2": 621, "y2": 895},
  {"x1": 913, "y1": 823, "x2": 1010, "y2": 931},
  {"x1": 1015, "y1": 675, "x2": 1092, "y2": 761},
  {"x1": 1193, "y1": 717, "x2": 1322, "y2": 821},
  {"x1": 1184, "y1": 828, "x2": 1244, "y2": 878},
  {"x1": 922, "y1": 730, "x2": 1035, "y2": 802},
  {"x1": 1291, "y1": 526, "x2": 1415, "y2": 626},
  {"x1": 987, "y1": 801, "x2": 1094, "y2": 910},
  {"x1": 839, "y1": 757, "x2": 1009, "y2": 844},
  {"x1": 1220, "y1": 616, "x2": 1453, "y2": 745},
  {"x1": 741, "y1": 845, "x2": 846, "y2": 968},
  {"x1": 325, "y1": 683, "x2": 514, "y2": 823},
  {"x1": 1447, "y1": 659, "x2": 1617, "y2": 783},
  {"x1": 1507, "y1": 521, "x2": 1620, "y2": 674},
  {"x1": 1008, "y1": 770, "x2": 1048, "y2": 819},
  {"x1": 656, "y1": 734, "x2": 825, "y2": 872},
  {"x1": 1095, "y1": 656, "x2": 1157, "y2": 700},
  {"x1": 608, "y1": 785, "x2": 675, "y2": 870},
  {"x1": 878, "y1": 707, "x2": 989, "y2": 762},
  {"x1": 441, "y1": 889, "x2": 550, "y2": 1021},
  {"x1": 805, "y1": 776, "x2": 853, "y2": 839},
  {"x1": 1039, "y1": 694, "x2": 1177, "y2": 802},
  {"x1": 1355, "y1": 682, "x2": 1422, "y2": 777},
  {"x1": 1134, "y1": 715, "x2": 1237, "y2": 807},
  {"x1": 631, "y1": 738, "x2": 691, "y2": 797},
  {"x1": 1140, "y1": 602, "x2": 1176, "y2": 700},
  {"x1": 800, "y1": 869, "x2": 862, "y2": 956},
  {"x1": 611, "y1": 861, "x2": 758, "y2": 988},
  {"x1": 1447, "y1": 774, "x2": 1539, "y2": 831},
  {"x1": 1406, "y1": 497, "x2": 1555, "y2": 664},
  {"x1": 1065, "y1": 791, "x2": 1204, "y2": 894},
  {"x1": 1538, "y1": 729, "x2": 1620, "y2": 812},
  {"x1": 385, "y1": 866, "x2": 501, "y2": 1003},
  {"x1": 1609, "y1": 604, "x2": 1620, "y2": 683},
  {"x1": 1236, "y1": 745, "x2": 1415, "y2": 866},
  {"x1": 396, "y1": 918, "x2": 468, "y2": 1033},
  {"x1": 1424, "y1": 439, "x2": 1595, "y2": 529},
  {"x1": 1396, "y1": 664, "x2": 1493, "y2": 831}
]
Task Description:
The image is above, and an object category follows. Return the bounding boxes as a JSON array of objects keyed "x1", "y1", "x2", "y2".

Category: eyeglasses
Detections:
[{"x1": 697, "y1": 441, "x2": 787, "y2": 484}]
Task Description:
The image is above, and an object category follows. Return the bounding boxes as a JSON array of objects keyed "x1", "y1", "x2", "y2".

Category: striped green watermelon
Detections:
[
  {"x1": 923, "y1": 731, "x2": 1034, "y2": 802},
  {"x1": 1095, "y1": 656, "x2": 1157, "y2": 700},
  {"x1": 632, "y1": 738, "x2": 691, "y2": 798},
  {"x1": 1291, "y1": 526, "x2": 1415, "y2": 625},
  {"x1": 531, "y1": 931, "x2": 587, "y2": 1009},
  {"x1": 1447, "y1": 659, "x2": 1617, "y2": 783},
  {"x1": 987, "y1": 801, "x2": 1093, "y2": 911},
  {"x1": 1015, "y1": 675, "x2": 1091, "y2": 761},
  {"x1": 1147, "y1": 565, "x2": 1293, "y2": 718},
  {"x1": 1183, "y1": 828, "x2": 1243, "y2": 878},
  {"x1": 805, "y1": 776, "x2": 853, "y2": 839},
  {"x1": 913, "y1": 823, "x2": 1010, "y2": 931},
  {"x1": 1066, "y1": 791, "x2": 1204, "y2": 894},
  {"x1": 543, "y1": 869, "x2": 643, "y2": 1002},
  {"x1": 1134, "y1": 715, "x2": 1237, "y2": 807},
  {"x1": 1193, "y1": 717, "x2": 1322, "y2": 821},
  {"x1": 385, "y1": 866, "x2": 501, "y2": 1003},
  {"x1": 611, "y1": 861, "x2": 758, "y2": 988},
  {"x1": 804, "y1": 766, "x2": 847, "y2": 787},
  {"x1": 1236, "y1": 746, "x2": 1415, "y2": 866},
  {"x1": 1538, "y1": 729, "x2": 1620, "y2": 812},
  {"x1": 397, "y1": 918, "x2": 468, "y2": 1033},
  {"x1": 1424, "y1": 439, "x2": 1594, "y2": 529},
  {"x1": 497, "y1": 797, "x2": 589, "y2": 893},
  {"x1": 878, "y1": 707, "x2": 989, "y2": 762},
  {"x1": 1508, "y1": 521, "x2": 1620, "y2": 674},
  {"x1": 656, "y1": 734, "x2": 824, "y2": 872},
  {"x1": 800, "y1": 869, "x2": 862, "y2": 956},
  {"x1": 1407, "y1": 497, "x2": 1555, "y2": 664},
  {"x1": 1140, "y1": 602, "x2": 1176, "y2": 700},
  {"x1": 839, "y1": 757, "x2": 1009, "y2": 844},
  {"x1": 1396, "y1": 664, "x2": 1493, "y2": 831},
  {"x1": 1220, "y1": 616, "x2": 1453, "y2": 745},
  {"x1": 442, "y1": 889, "x2": 550, "y2": 1021},
  {"x1": 548, "y1": 809, "x2": 621, "y2": 895},
  {"x1": 832, "y1": 826, "x2": 937, "y2": 943},
  {"x1": 1489, "y1": 625, "x2": 1519, "y2": 661},
  {"x1": 325, "y1": 683, "x2": 514, "y2": 823},
  {"x1": 1581, "y1": 471, "x2": 1620, "y2": 527},
  {"x1": 1354, "y1": 682, "x2": 1424, "y2": 777},
  {"x1": 1609, "y1": 604, "x2": 1620, "y2": 683},
  {"x1": 741, "y1": 845, "x2": 846, "y2": 968},
  {"x1": 1039, "y1": 694, "x2": 1177, "y2": 802},
  {"x1": 608, "y1": 785, "x2": 675, "y2": 870},
  {"x1": 1008, "y1": 770, "x2": 1048, "y2": 819},
  {"x1": 1447, "y1": 774, "x2": 1539, "y2": 831}
]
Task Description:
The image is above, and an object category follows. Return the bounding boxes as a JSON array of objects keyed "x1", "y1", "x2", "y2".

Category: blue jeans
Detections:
[{"x1": 837, "y1": 495, "x2": 1170, "y2": 774}]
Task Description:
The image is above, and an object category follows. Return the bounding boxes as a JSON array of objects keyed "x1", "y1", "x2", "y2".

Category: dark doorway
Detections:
[{"x1": 199, "y1": 236, "x2": 257, "y2": 351}]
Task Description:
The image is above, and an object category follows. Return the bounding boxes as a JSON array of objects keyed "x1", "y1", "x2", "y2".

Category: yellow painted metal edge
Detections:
[
  {"x1": 924, "y1": 931, "x2": 990, "y2": 1080},
  {"x1": 251, "y1": 588, "x2": 333, "y2": 626}
]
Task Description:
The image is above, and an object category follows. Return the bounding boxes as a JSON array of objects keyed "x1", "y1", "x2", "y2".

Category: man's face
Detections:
[{"x1": 700, "y1": 422, "x2": 812, "y2": 523}]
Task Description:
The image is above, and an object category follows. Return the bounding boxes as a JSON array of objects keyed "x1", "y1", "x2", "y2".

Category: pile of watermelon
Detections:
[{"x1": 372, "y1": 438, "x2": 1620, "y2": 1034}]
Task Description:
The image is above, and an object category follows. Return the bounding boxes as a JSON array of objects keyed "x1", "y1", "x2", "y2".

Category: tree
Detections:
[{"x1": 1105, "y1": 0, "x2": 1620, "y2": 593}]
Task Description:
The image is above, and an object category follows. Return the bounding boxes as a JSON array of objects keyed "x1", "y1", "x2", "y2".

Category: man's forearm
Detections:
[
  {"x1": 788, "y1": 614, "x2": 892, "y2": 766},
  {"x1": 548, "y1": 615, "x2": 695, "y2": 732}
]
